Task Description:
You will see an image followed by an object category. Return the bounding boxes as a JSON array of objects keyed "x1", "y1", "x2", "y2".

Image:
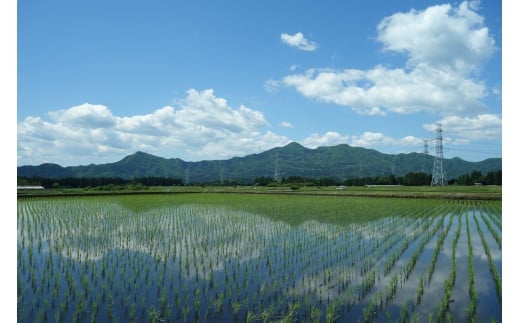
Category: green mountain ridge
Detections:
[{"x1": 18, "y1": 142, "x2": 502, "y2": 183}]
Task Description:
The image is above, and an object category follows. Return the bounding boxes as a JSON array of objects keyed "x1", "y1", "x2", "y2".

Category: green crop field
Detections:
[{"x1": 17, "y1": 194, "x2": 501, "y2": 322}]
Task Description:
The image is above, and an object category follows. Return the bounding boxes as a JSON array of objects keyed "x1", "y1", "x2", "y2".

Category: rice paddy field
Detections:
[{"x1": 17, "y1": 193, "x2": 502, "y2": 322}]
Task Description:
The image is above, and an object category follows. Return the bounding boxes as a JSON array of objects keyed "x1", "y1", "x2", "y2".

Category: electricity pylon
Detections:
[{"x1": 431, "y1": 123, "x2": 446, "y2": 186}]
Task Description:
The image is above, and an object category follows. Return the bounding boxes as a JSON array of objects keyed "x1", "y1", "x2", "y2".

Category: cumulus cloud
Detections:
[
  {"x1": 17, "y1": 89, "x2": 291, "y2": 166},
  {"x1": 282, "y1": 1, "x2": 495, "y2": 117},
  {"x1": 377, "y1": 1, "x2": 494, "y2": 73},
  {"x1": 350, "y1": 132, "x2": 423, "y2": 148},
  {"x1": 301, "y1": 130, "x2": 423, "y2": 154},
  {"x1": 49, "y1": 103, "x2": 116, "y2": 128},
  {"x1": 283, "y1": 65, "x2": 488, "y2": 116},
  {"x1": 423, "y1": 114, "x2": 501, "y2": 141},
  {"x1": 281, "y1": 32, "x2": 318, "y2": 51},
  {"x1": 303, "y1": 131, "x2": 349, "y2": 148}
]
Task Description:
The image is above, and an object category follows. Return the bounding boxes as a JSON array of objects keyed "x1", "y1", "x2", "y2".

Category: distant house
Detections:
[{"x1": 17, "y1": 186, "x2": 45, "y2": 190}]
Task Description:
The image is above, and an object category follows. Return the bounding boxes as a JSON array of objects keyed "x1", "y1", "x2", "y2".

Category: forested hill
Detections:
[{"x1": 18, "y1": 142, "x2": 501, "y2": 183}]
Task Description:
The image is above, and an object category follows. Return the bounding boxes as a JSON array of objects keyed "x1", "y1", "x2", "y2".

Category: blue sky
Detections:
[{"x1": 16, "y1": 0, "x2": 503, "y2": 166}]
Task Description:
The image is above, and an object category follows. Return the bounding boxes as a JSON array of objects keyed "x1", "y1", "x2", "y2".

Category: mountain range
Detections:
[{"x1": 17, "y1": 142, "x2": 501, "y2": 183}]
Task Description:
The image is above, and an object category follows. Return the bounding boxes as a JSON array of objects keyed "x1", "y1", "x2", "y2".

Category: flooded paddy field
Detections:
[{"x1": 17, "y1": 194, "x2": 501, "y2": 322}]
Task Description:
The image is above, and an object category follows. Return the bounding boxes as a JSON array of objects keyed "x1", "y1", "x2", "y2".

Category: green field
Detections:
[
  {"x1": 17, "y1": 184, "x2": 502, "y2": 201},
  {"x1": 17, "y1": 193, "x2": 502, "y2": 322}
]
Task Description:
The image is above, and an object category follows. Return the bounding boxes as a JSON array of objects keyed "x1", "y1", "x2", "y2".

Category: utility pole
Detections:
[{"x1": 431, "y1": 123, "x2": 446, "y2": 186}]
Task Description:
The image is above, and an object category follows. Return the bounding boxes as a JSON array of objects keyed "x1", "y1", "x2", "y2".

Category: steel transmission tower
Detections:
[
  {"x1": 184, "y1": 164, "x2": 191, "y2": 185},
  {"x1": 219, "y1": 161, "x2": 224, "y2": 186},
  {"x1": 431, "y1": 123, "x2": 446, "y2": 186},
  {"x1": 422, "y1": 139, "x2": 429, "y2": 173},
  {"x1": 273, "y1": 152, "x2": 281, "y2": 182}
]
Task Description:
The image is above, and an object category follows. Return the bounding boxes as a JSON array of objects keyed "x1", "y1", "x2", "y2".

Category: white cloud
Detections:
[
  {"x1": 377, "y1": 1, "x2": 494, "y2": 73},
  {"x1": 278, "y1": 121, "x2": 293, "y2": 128},
  {"x1": 49, "y1": 103, "x2": 116, "y2": 128},
  {"x1": 301, "y1": 130, "x2": 424, "y2": 153},
  {"x1": 303, "y1": 131, "x2": 349, "y2": 148},
  {"x1": 280, "y1": 32, "x2": 318, "y2": 51},
  {"x1": 283, "y1": 65, "x2": 487, "y2": 116},
  {"x1": 282, "y1": 1, "x2": 495, "y2": 117},
  {"x1": 423, "y1": 114, "x2": 501, "y2": 141},
  {"x1": 350, "y1": 132, "x2": 423, "y2": 149},
  {"x1": 351, "y1": 132, "x2": 394, "y2": 147},
  {"x1": 17, "y1": 89, "x2": 291, "y2": 166}
]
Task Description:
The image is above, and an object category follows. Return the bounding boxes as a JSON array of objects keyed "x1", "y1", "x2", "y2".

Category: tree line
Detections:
[
  {"x1": 254, "y1": 170, "x2": 502, "y2": 187},
  {"x1": 18, "y1": 176, "x2": 183, "y2": 189},
  {"x1": 18, "y1": 169, "x2": 501, "y2": 189}
]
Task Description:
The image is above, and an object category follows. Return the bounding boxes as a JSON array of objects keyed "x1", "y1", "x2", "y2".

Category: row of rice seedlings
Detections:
[
  {"x1": 129, "y1": 204, "x2": 341, "y2": 320},
  {"x1": 205, "y1": 202, "x2": 432, "y2": 322},
  {"x1": 169, "y1": 204, "x2": 415, "y2": 320},
  {"x1": 289, "y1": 215, "x2": 416, "y2": 317},
  {"x1": 407, "y1": 197, "x2": 458, "y2": 314},
  {"x1": 480, "y1": 211, "x2": 502, "y2": 250},
  {"x1": 381, "y1": 201, "x2": 452, "y2": 279},
  {"x1": 380, "y1": 218, "x2": 420, "y2": 273},
  {"x1": 356, "y1": 219, "x2": 403, "y2": 276},
  {"x1": 261, "y1": 213, "x2": 421, "y2": 320},
  {"x1": 21, "y1": 200, "x2": 151, "y2": 320},
  {"x1": 465, "y1": 212, "x2": 477, "y2": 322},
  {"x1": 435, "y1": 210, "x2": 462, "y2": 322},
  {"x1": 473, "y1": 211, "x2": 502, "y2": 304},
  {"x1": 400, "y1": 215, "x2": 444, "y2": 282},
  {"x1": 21, "y1": 200, "x2": 238, "y2": 322},
  {"x1": 366, "y1": 206, "x2": 450, "y2": 322},
  {"x1": 484, "y1": 204, "x2": 502, "y2": 229},
  {"x1": 334, "y1": 217, "x2": 420, "y2": 313},
  {"x1": 387, "y1": 208, "x2": 451, "y2": 322},
  {"x1": 357, "y1": 213, "x2": 420, "y2": 275},
  {"x1": 364, "y1": 214, "x2": 432, "y2": 275},
  {"x1": 310, "y1": 216, "x2": 415, "y2": 285},
  {"x1": 359, "y1": 205, "x2": 453, "y2": 322},
  {"x1": 426, "y1": 213, "x2": 455, "y2": 284}
]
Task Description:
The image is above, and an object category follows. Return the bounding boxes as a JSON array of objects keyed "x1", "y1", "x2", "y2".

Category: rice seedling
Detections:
[
  {"x1": 415, "y1": 275, "x2": 424, "y2": 305},
  {"x1": 399, "y1": 300, "x2": 409, "y2": 323},
  {"x1": 310, "y1": 305, "x2": 322, "y2": 323},
  {"x1": 325, "y1": 300, "x2": 341, "y2": 323},
  {"x1": 431, "y1": 210, "x2": 463, "y2": 322},
  {"x1": 465, "y1": 212, "x2": 477, "y2": 322},
  {"x1": 261, "y1": 304, "x2": 275, "y2": 323}
]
